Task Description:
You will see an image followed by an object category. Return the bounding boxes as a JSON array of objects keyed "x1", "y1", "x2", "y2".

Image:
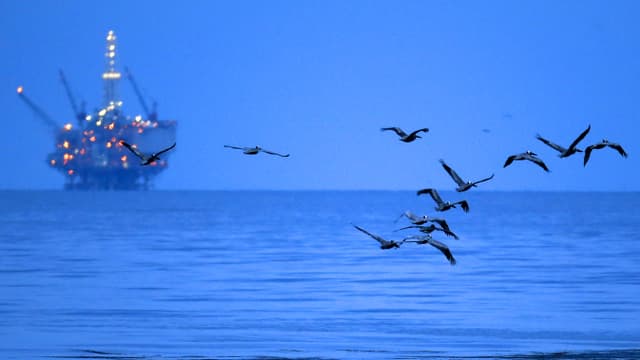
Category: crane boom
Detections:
[
  {"x1": 124, "y1": 66, "x2": 156, "y2": 120},
  {"x1": 59, "y1": 69, "x2": 80, "y2": 119},
  {"x1": 16, "y1": 86, "x2": 59, "y2": 131}
]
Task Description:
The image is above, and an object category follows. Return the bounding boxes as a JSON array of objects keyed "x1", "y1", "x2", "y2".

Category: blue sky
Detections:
[{"x1": 1, "y1": 0, "x2": 638, "y2": 190}]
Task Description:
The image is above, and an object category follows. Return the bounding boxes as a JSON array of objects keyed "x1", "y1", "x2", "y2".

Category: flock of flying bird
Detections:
[
  {"x1": 118, "y1": 123, "x2": 627, "y2": 265},
  {"x1": 353, "y1": 124, "x2": 628, "y2": 265}
]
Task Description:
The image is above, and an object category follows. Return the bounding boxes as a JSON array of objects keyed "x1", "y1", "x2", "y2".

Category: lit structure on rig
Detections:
[{"x1": 17, "y1": 31, "x2": 177, "y2": 190}]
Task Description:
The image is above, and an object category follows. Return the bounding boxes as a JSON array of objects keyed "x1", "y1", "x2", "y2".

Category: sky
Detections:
[{"x1": 1, "y1": 0, "x2": 639, "y2": 191}]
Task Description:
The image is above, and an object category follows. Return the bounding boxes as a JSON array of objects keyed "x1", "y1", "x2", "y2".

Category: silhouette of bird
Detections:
[
  {"x1": 416, "y1": 188, "x2": 470, "y2": 213},
  {"x1": 381, "y1": 127, "x2": 429, "y2": 143},
  {"x1": 224, "y1": 145, "x2": 289, "y2": 157},
  {"x1": 403, "y1": 235, "x2": 456, "y2": 265},
  {"x1": 395, "y1": 224, "x2": 459, "y2": 240},
  {"x1": 439, "y1": 159, "x2": 494, "y2": 192},
  {"x1": 503, "y1": 151, "x2": 550, "y2": 172},
  {"x1": 395, "y1": 211, "x2": 453, "y2": 231},
  {"x1": 120, "y1": 141, "x2": 176, "y2": 166},
  {"x1": 583, "y1": 139, "x2": 628, "y2": 166},
  {"x1": 536, "y1": 124, "x2": 591, "y2": 158},
  {"x1": 352, "y1": 224, "x2": 403, "y2": 250}
]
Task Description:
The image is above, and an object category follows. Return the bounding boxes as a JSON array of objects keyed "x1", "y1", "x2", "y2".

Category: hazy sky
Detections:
[{"x1": 2, "y1": 0, "x2": 639, "y2": 191}]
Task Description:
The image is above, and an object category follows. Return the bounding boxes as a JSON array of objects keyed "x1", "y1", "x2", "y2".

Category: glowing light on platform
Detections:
[
  {"x1": 107, "y1": 123, "x2": 115, "y2": 130},
  {"x1": 121, "y1": 155, "x2": 127, "y2": 162},
  {"x1": 50, "y1": 159, "x2": 56, "y2": 166},
  {"x1": 67, "y1": 169, "x2": 74, "y2": 175},
  {"x1": 17, "y1": 86, "x2": 23, "y2": 94},
  {"x1": 63, "y1": 141, "x2": 70, "y2": 149},
  {"x1": 98, "y1": 109, "x2": 106, "y2": 116},
  {"x1": 64, "y1": 123, "x2": 72, "y2": 131},
  {"x1": 89, "y1": 136, "x2": 96, "y2": 142},
  {"x1": 106, "y1": 142, "x2": 112, "y2": 148}
]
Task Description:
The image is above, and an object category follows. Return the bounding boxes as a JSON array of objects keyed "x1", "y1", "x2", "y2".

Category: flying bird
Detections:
[
  {"x1": 503, "y1": 151, "x2": 550, "y2": 172},
  {"x1": 395, "y1": 224, "x2": 459, "y2": 240},
  {"x1": 120, "y1": 141, "x2": 176, "y2": 166},
  {"x1": 224, "y1": 145, "x2": 289, "y2": 157},
  {"x1": 403, "y1": 235, "x2": 456, "y2": 265},
  {"x1": 352, "y1": 224, "x2": 403, "y2": 250},
  {"x1": 381, "y1": 127, "x2": 429, "y2": 143},
  {"x1": 536, "y1": 124, "x2": 591, "y2": 158},
  {"x1": 583, "y1": 139, "x2": 628, "y2": 166},
  {"x1": 416, "y1": 188, "x2": 470, "y2": 213},
  {"x1": 395, "y1": 211, "x2": 453, "y2": 231},
  {"x1": 439, "y1": 159, "x2": 494, "y2": 192}
]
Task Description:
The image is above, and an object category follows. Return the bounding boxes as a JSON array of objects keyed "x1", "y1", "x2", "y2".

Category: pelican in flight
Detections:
[
  {"x1": 120, "y1": 141, "x2": 176, "y2": 166},
  {"x1": 395, "y1": 224, "x2": 459, "y2": 240},
  {"x1": 416, "y1": 188, "x2": 470, "y2": 213},
  {"x1": 583, "y1": 139, "x2": 628, "y2": 166},
  {"x1": 403, "y1": 235, "x2": 456, "y2": 265},
  {"x1": 395, "y1": 211, "x2": 453, "y2": 230},
  {"x1": 352, "y1": 224, "x2": 403, "y2": 250},
  {"x1": 439, "y1": 159, "x2": 494, "y2": 192},
  {"x1": 503, "y1": 151, "x2": 550, "y2": 172},
  {"x1": 536, "y1": 124, "x2": 591, "y2": 158},
  {"x1": 381, "y1": 127, "x2": 429, "y2": 143},
  {"x1": 224, "y1": 145, "x2": 289, "y2": 158}
]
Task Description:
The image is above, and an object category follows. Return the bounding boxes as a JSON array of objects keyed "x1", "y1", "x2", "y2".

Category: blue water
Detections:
[{"x1": 1, "y1": 190, "x2": 639, "y2": 359}]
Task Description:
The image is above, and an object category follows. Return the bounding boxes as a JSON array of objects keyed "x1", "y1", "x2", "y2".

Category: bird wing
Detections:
[
  {"x1": 609, "y1": 143, "x2": 628, "y2": 158},
  {"x1": 261, "y1": 149, "x2": 290, "y2": 157},
  {"x1": 427, "y1": 238, "x2": 457, "y2": 265},
  {"x1": 440, "y1": 159, "x2": 465, "y2": 186},
  {"x1": 353, "y1": 224, "x2": 385, "y2": 245},
  {"x1": 503, "y1": 154, "x2": 517, "y2": 168},
  {"x1": 567, "y1": 124, "x2": 591, "y2": 151},
  {"x1": 224, "y1": 145, "x2": 246, "y2": 151},
  {"x1": 152, "y1": 142, "x2": 176, "y2": 157},
  {"x1": 381, "y1": 127, "x2": 407, "y2": 137},
  {"x1": 408, "y1": 128, "x2": 429, "y2": 137},
  {"x1": 536, "y1": 134, "x2": 566, "y2": 153},
  {"x1": 393, "y1": 225, "x2": 420, "y2": 232},
  {"x1": 429, "y1": 218, "x2": 451, "y2": 232},
  {"x1": 417, "y1": 188, "x2": 444, "y2": 205},
  {"x1": 472, "y1": 173, "x2": 495, "y2": 186},
  {"x1": 527, "y1": 154, "x2": 550, "y2": 172},
  {"x1": 120, "y1": 141, "x2": 146, "y2": 160},
  {"x1": 583, "y1": 144, "x2": 596, "y2": 166},
  {"x1": 455, "y1": 200, "x2": 470, "y2": 213}
]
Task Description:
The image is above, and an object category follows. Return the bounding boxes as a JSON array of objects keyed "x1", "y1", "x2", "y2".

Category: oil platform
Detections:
[{"x1": 17, "y1": 31, "x2": 177, "y2": 190}]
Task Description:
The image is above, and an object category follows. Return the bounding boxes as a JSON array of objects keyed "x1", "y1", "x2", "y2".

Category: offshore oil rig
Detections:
[{"x1": 17, "y1": 31, "x2": 177, "y2": 190}]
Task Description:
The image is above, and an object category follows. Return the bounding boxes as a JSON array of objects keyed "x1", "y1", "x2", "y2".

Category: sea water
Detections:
[{"x1": 0, "y1": 190, "x2": 639, "y2": 359}]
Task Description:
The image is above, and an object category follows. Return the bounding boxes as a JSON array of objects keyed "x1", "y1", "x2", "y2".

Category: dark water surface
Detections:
[{"x1": 1, "y1": 191, "x2": 639, "y2": 359}]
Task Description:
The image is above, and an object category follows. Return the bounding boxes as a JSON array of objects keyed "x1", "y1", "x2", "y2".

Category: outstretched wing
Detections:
[
  {"x1": 427, "y1": 238, "x2": 457, "y2": 265},
  {"x1": 152, "y1": 142, "x2": 176, "y2": 157},
  {"x1": 455, "y1": 200, "x2": 470, "y2": 213},
  {"x1": 261, "y1": 148, "x2": 290, "y2": 157},
  {"x1": 353, "y1": 224, "x2": 385, "y2": 245},
  {"x1": 440, "y1": 159, "x2": 465, "y2": 186},
  {"x1": 395, "y1": 210, "x2": 418, "y2": 223},
  {"x1": 567, "y1": 124, "x2": 591, "y2": 151},
  {"x1": 583, "y1": 144, "x2": 596, "y2": 166},
  {"x1": 120, "y1": 141, "x2": 146, "y2": 160},
  {"x1": 472, "y1": 173, "x2": 494, "y2": 186},
  {"x1": 536, "y1": 134, "x2": 566, "y2": 153},
  {"x1": 503, "y1": 154, "x2": 518, "y2": 168},
  {"x1": 429, "y1": 218, "x2": 451, "y2": 233},
  {"x1": 609, "y1": 143, "x2": 628, "y2": 158},
  {"x1": 381, "y1": 127, "x2": 407, "y2": 137},
  {"x1": 224, "y1": 145, "x2": 246, "y2": 151},
  {"x1": 407, "y1": 128, "x2": 429, "y2": 137},
  {"x1": 417, "y1": 188, "x2": 444, "y2": 205},
  {"x1": 527, "y1": 155, "x2": 550, "y2": 172}
]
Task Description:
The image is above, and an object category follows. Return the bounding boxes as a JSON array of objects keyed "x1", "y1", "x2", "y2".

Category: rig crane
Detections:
[
  {"x1": 124, "y1": 66, "x2": 157, "y2": 121},
  {"x1": 16, "y1": 86, "x2": 60, "y2": 131},
  {"x1": 59, "y1": 69, "x2": 87, "y2": 126}
]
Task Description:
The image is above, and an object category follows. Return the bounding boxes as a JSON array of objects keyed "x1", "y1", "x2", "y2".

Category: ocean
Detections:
[{"x1": 1, "y1": 190, "x2": 639, "y2": 359}]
